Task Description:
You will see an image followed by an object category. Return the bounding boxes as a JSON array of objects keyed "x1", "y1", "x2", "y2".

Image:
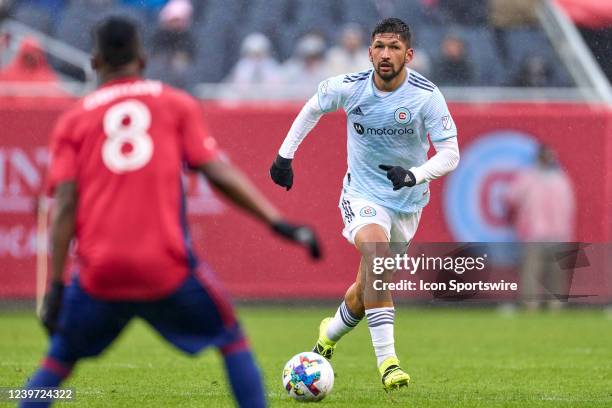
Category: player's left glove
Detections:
[
  {"x1": 269, "y1": 155, "x2": 293, "y2": 191},
  {"x1": 272, "y1": 221, "x2": 322, "y2": 259},
  {"x1": 378, "y1": 164, "x2": 416, "y2": 191},
  {"x1": 39, "y1": 280, "x2": 64, "y2": 336}
]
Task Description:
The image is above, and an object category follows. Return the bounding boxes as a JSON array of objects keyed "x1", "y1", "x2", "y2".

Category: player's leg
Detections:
[
  {"x1": 221, "y1": 345, "x2": 264, "y2": 408},
  {"x1": 354, "y1": 224, "x2": 407, "y2": 385},
  {"x1": 21, "y1": 356, "x2": 73, "y2": 406},
  {"x1": 364, "y1": 209, "x2": 420, "y2": 391},
  {"x1": 21, "y1": 279, "x2": 133, "y2": 408},
  {"x1": 312, "y1": 198, "x2": 388, "y2": 359},
  {"x1": 313, "y1": 260, "x2": 365, "y2": 358},
  {"x1": 140, "y1": 265, "x2": 265, "y2": 408},
  {"x1": 521, "y1": 244, "x2": 545, "y2": 311},
  {"x1": 345, "y1": 260, "x2": 366, "y2": 315},
  {"x1": 544, "y1": 243, "x2": 568, "y2": 311}
]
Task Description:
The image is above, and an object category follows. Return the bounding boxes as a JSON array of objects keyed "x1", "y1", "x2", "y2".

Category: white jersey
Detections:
[{"x1": 317, "y1": 68, "x2": 457, "y2": 213}]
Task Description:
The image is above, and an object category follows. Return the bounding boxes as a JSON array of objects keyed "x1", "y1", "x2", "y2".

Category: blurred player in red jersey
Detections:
[{"x1": 20, "y1": 17, "x2": 320, "y2": 408}]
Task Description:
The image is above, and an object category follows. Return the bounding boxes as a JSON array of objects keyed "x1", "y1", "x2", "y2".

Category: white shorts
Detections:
[{"x1": 339, "y1": 193, "x2": 422, "y2": 247}]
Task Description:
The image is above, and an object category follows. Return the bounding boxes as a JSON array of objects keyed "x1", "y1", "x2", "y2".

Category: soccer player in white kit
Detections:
[{"x1": 270, "y1": 18, "x2": 460, "y2": 390}]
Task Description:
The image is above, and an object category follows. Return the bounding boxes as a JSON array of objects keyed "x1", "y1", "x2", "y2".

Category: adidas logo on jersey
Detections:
[{"x1": 350, "y1": 106, "x2": 364, "y2": 116}]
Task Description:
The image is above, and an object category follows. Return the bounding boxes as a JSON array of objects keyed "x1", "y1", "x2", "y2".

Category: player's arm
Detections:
[
  {"x1": 409, "y1": 87, "x2": 460, "y2": 184},
  {"x1": 50, "y1": 182, "x2": 76, "y2": 283},
  {"x1": 269, "y1": 95, "x2": 324, "y2": 190},
  {"x1": 199, "y1": 160, "x2": 320, "y2": 258},
  {"x1": 39, "y1": 181, "x2": 76, "y2": 334},
  {"x1": 200, "y1": 160, "x2": 281, "y2": 224},
  {"x1": 39, "y1": 113, "x2": 78, "y2": 335},
  {"x1": 181, "y1": 94, "x2": 321, "y2": 258},
  {"x1": 379, "y1": 88, "x2": 459, "y2": 189},
  {"x1": 409, "y1": 137, "x2": 459, "y2": 184},
  {"x1": 270, "y1": 76, "x2": 345, "y2": 190}
]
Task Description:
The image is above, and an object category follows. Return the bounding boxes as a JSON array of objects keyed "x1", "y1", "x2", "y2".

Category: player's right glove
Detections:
[
  {"x1": 269, "y1": 155, "x2": 293, "y2": 191},
  {"x1": 272, "y1": 221, "x2": 322, "y2": 259},
  {"x1": 378, "y1": 164, "x2": 416, "y2": 191},
  {"x1": 39, "y1": 280, "x2": 64, "y2": 336}
]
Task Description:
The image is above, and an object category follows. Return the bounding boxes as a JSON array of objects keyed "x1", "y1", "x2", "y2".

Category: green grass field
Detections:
[{"x1": 1, "y1": 307, "x2": 612, "y2": 407}]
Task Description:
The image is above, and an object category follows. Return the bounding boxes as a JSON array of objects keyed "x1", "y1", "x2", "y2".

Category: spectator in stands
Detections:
[
  {"x1": 0, "y1": 0, "x2": 10, "y2": 21},
  {"x1": 434, "y1": 0, "x2": 488, "y2": 26},
  {"x1": 488, "y1": 0, "x2": 539, "y2": 63},
  {"x1": 431, "y1": 32, "x2": 475, "y2": 86},
  {"x1": 0, "y1": 37, "x2": 63, "y2": 87},
  {"x1": 147, "y1": 0, "x2": 196, "y2": 90},
  {"x1": 225, "y1": 32, "x2": 280, "y2": 86},
  {"x1": 324, "y1": 23, "x2": 370, "y2": 76},
  {"x1": 281, "y1": 32, "x2": 328, "y2": 96},
  {"x1": 505, "y1": 144, "x2": 575, "y2": 311},
  {"x1": 151, "y1": 0, "x2": 194, "y2": 57},
  {"x1": 511, "y1": 55, "x2": 554, "y2": 87},
  {"x1": 488, "y1": 0, "x2": 538, "y2": 28}
]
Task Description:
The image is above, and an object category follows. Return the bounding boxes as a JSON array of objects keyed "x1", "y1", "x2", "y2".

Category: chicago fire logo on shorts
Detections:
[{"x1": 359, "y1": 206, "x2": 377, "y2": 217}]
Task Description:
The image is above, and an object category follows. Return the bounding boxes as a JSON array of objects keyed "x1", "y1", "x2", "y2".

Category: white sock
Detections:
[
  {"x1": 365, "y1": 307, "x2": 396, "y2": 366},
  {"x1": 326, "y1": 301, "x2": 362, "y2": 342}
]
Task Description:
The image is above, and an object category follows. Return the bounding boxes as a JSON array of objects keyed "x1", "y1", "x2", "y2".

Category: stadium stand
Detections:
[{"x1": 0, "y1": 0, "x2": 588, "y2": 94}]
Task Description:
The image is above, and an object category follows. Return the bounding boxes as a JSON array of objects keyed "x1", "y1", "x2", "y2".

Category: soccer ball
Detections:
[{"x1": 282, "y1": 352, "x2": 334, "y2": 402}]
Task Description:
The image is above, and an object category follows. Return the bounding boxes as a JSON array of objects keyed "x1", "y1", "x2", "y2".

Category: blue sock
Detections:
[
  {"x1": 20, "y1": 357, "x2": 73, "y2": 408},
  {"x1": 221, "y1": 338, "x2": 266, "y2": 408}
]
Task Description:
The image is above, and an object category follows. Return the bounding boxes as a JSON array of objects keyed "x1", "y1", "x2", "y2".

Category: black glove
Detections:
[
  {"x1": 39, "y1": 281, "x2": 64, "y2": 336},
  {"x1": 272, "y1": 221, "x2": 322, "y2": 259},
  {"x1": 378, "y1": 164, "x2": 416, "y2": 191},
  {"x1": 269, "y1": 155, "x2": 293, "y2": 191}
]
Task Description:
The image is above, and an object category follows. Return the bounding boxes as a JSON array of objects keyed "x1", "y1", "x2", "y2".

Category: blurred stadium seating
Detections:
[{"x1": 0, "y1": 0, "x2": 585, "y2": 94}]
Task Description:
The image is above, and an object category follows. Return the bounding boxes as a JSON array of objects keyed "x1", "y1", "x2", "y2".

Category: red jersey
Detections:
[{"x1": 47, "y1": 77, "x2": 219, "y2": 300}]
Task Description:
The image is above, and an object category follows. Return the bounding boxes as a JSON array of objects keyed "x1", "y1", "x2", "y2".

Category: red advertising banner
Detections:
[{"x1": 1, "y1": 97, "x2": 611, "y2": 300}]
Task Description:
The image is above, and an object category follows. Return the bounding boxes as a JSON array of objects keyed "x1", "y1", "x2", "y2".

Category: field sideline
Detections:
[{"x1": 1, "y1": 307, "x2": 611, "y2": 407}]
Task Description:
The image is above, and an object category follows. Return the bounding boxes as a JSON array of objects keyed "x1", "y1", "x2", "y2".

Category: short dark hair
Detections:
[
  {"x1": 93, "y1": 17, "x2": 140, "y2": 68},
  {"x1": 371, "y1": 18, "x2": 411, "y2": 47}
]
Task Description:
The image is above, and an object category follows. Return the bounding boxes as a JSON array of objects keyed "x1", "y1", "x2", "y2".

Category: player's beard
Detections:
[{"x1": 375, "y1": 60, "x2": 405, "y2": 82}]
